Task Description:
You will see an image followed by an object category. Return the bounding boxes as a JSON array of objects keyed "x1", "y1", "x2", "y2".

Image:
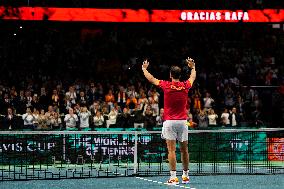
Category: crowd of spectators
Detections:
[{"x1": 0, "y1": 23, "x2": 283, "y2": 130}]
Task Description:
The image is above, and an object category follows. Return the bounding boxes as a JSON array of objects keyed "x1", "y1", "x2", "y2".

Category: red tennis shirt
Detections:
[{"x1": 159, "y1": 80, "x2": 191, "y2": 120}]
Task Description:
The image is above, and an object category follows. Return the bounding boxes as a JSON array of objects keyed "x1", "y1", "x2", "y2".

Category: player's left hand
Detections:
[{"x1": 142, "y1": 59, "x2": 149, "y2": 70}]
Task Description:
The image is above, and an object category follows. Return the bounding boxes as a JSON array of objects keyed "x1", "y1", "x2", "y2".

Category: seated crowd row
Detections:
[{"x1": 1, "y1": 104, "x2": 243, "y2": 130}]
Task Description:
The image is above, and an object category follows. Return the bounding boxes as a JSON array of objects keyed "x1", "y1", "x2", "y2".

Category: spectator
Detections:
[
  {"x1": 73, "y1": 103, "x2": 81, "y2": 115},
  {"x1": 192, "y1": 89, "x2": 202, "y2": 111},
  {"x1": 25, "y1": 91, "x2": 33, "y2": 108},
  {"x1": 148, "y1": 88, "x2": 160, "y2": 116},
  {"x1": 78, "y1": 106, "x2": 91, "y2": 129},
  {"x1": 105, "y1": 89, "x2": 115, "y2": 110},
  {"x1": 229, "y1": 107, "x2": 240, "y2": 127},
  {"x1": 187, "y1": 109, "x2": 197, "y2": 128},
  {"x1": 9, "y1": 94, "x2": 17, "y2": 112},
  {"x1": 22, "y1": 107, "x2": 34, "y2": 130},
  {"x1": 137, "y1": 92, "x2": 148, "y2": 111},
  {"x1": 31, "y1": 94, "x2": 40, "y2": 111},
  {"x1": 143, "y1": 105, "x2": 155, "y2": 129},
  {"x1": 39, "y1": 87, "x2": 48, "y2": 110},
  {"x1": 197, "y1": 109, "x2": 208, "y2": 128},
  {"x1": 208, "y1": 109, "x2": 218, "y2": 127},
  {"x1": 126, "y1": 94, "x2": 137, "y2": 113},
  {"x1": 88, "y1": 82, "x2": 98, "y2": 104},
  {"x1": 106, "y1": 107, "x2": 118, "y2": 128},
  {"x1": 221, "y1": 108, "x2": 230, "y2": 127},
  {"x1": 1, "y1": 93, "x2": 11, "y2": 114},
  {"x1": 244, "y1": 87, "x2": 258, "y2": 103},
  {"x1": 203, "y1": 92, "x2": 215, "y2": 111},
  {"x1": 156, "y1": 108, "x2": 164, "y2": 127},
  {"x1": 101, "y1": 106, "x2": 109, "y2": 121},
  {"x1": 50, "y1": 112, "x2": 62, "y2": 130},
  {"x1": 113, "y1": 103, "x2": 122, "y2": 114},
  {"x1": 78, "y1": 91, "x2": 88, "y2": 106},
  {"x1": 64, "y1": 108, "x2": 78, "y2": 129},
  {"x1": 93, "y1": 111, "x2": 104, "y2": 128},
  {"x1": 133, "y1": 108, "x2": 144, "y2": 128},
  {"x1": 116, "y1": 108, "x2": 130, "y2": 128},
  {"x1": 32, "y1": 108, "x2": 40, "y2": 129},
  {"x1": 235, "y1": 62, "x2": 246, "y2": 77},
  {"x1": 224, "y1": 85, "x2": 235, "y2": 109},
  {"x1": 90, "y1": 101, "x2": 100, "y2": 116},
  {"x1": 10, "y1": 86, "x2": 17, "y2": 98},
  {"x1": 66, "y1": 86, "x2": 76, "y2": 104},
  {"x1": 38, "y1": 109, "x2": 47, "y2": 130},
  {"x1": 63, "y1": 95, "x2": 71, "y2": 113},
  {"x1": 17, "y1": 90, "x2": 26, "y2": 114},
  {"x1": 3, "y1": 108, "x2": 17, "y2": 130},
  {"x1": 117, "y1": 86, "x2": 127, "y2": 109},
  {"x1": 97, "y1": 83, "x2": 104, "y2": 101},
  {"x1": 236, "y1": 95, "x2": 245, "y2": 120},
  {"x1": 127, "y1": 85, "x2": 138, "y2": 99},
  {"x1": 252, "y1": 95, "x2": 262, "y2": 110},
  {"x1": 45, "y1": 105, "x2": 55, "y2": 129},
  {"x1": 51, "y1": 89, "x2": 60, "y2": 107},
  {"x1": 252, "y1": 108, "x2": 263, "y2": 127}
]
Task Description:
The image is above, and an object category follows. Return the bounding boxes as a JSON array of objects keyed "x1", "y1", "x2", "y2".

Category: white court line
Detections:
[
  {"x1": 203, "y1": 164, "x2": 263, "y2": 170},
  {"x1": 135, "y1": 176, "x2": 195, "y2": 189}
]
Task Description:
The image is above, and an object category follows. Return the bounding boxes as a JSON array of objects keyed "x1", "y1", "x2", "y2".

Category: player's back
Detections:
[{"x1": 159, "y1": 80, "x2": 191, "y2": 120}]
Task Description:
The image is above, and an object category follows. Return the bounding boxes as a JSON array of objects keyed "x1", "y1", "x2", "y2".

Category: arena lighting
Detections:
[{"x1": 0, "y1": 7, "x2": 283, "y2": 22}]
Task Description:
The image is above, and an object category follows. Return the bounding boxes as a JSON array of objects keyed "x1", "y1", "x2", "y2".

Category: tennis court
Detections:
[
  {"x1": 1, "y1": 174, "x2": 284, "y2": 189},
  {"x1": 1, "y1": 129, "x2": 284, "y2": 189}
]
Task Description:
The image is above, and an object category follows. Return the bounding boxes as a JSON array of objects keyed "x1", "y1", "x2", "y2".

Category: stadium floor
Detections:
[{"x1": 1, "y1": 175, "x2": 283, "y2": 189}]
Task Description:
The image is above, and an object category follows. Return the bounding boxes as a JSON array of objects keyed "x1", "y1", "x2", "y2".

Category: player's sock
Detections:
[
  {"x1": 170, "y1": 170, "x2": 177, "y2": 179},
  {"x1": 182, "y1": 170, "x2": 189, "y2": 177},
  {"x1": 167, "y1": 171, "x2": 179, "y2": 185},
  {"x1": 182, "y1": 170, "x2": 190, "y2": 184}
]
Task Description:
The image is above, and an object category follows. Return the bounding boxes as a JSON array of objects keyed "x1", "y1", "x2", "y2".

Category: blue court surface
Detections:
[{"x1": 1, "y1": 175, "x2": 283, "y2": 189}]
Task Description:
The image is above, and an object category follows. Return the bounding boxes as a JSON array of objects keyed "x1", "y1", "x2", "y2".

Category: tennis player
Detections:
[{"x1": 142, "y1": 57, "x2": 196, "y2": 185}]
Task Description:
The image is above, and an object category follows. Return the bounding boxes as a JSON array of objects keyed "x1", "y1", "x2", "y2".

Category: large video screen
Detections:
[{"x1": 0, "y1": 7, "x2": 283, "y2": 22}]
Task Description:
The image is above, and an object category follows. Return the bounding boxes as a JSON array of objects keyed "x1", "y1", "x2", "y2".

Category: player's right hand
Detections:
[{"x1": 142, "y1": 59, "x2": 149, "y2": 70}]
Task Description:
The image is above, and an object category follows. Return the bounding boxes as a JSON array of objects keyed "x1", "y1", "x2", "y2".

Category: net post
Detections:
[{"x1": 134, "y1": 131, "x2": 138, "y2": 175}]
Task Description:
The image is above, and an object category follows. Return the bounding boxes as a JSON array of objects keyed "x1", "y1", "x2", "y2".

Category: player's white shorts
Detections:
[{"x1": 161, "y1": 120, "x2": 188, "y2": 142}]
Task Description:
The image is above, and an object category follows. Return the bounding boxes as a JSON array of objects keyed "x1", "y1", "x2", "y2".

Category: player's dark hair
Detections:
[{"x1": 170, "y1": 66, "x2": 181, "y2": 79}]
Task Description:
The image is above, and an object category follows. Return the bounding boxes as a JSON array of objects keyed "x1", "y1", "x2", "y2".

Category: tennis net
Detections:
[{"x1": 0, "y1": 128, "x2": 283, "y2": 180}]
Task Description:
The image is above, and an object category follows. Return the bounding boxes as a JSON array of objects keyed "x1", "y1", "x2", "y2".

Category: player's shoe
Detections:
[
  {"x1": 182, "y1": 175, "x2": 190, "y2": 184},
  {"x1": 166, "y1": 177, "x2": 179, "y2": 185}
]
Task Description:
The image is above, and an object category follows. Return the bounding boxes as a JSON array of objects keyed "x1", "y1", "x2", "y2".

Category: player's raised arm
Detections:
[
  {"x1": 186, "y1": 57, "x2": 196, "y2": 85},
  {"x1": 141, "y1": 60, "x2": 160, "y2": 86}
]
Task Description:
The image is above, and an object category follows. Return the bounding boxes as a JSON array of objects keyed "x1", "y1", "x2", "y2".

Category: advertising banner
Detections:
[
  {"x1": 188, "y1": 132, "x2": 267, "y2": 162},
  {"x1": 0, "y1": 132, "x2": 268, "y2": 164},
  {"x1": 268, "y1": 138, "x2": 284, "y2": 161}
]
